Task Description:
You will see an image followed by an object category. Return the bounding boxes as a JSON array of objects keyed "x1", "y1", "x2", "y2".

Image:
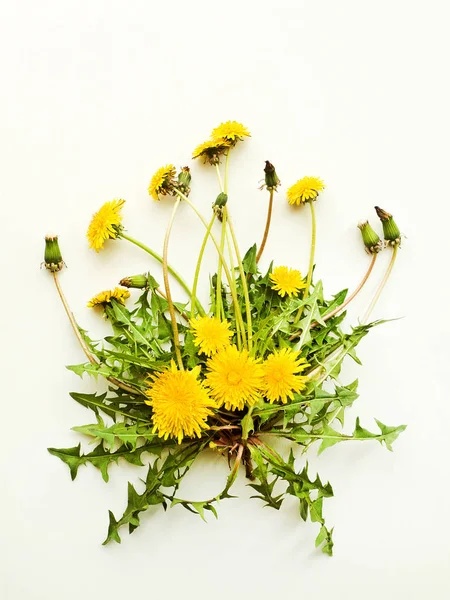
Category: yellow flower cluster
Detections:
[
  {"x1": 146, "y1": 340, "x2": 309, "y2": 443},
  {"x1": 192, "y1": 121, "x2": 250, "y2": 165},
  {"x1": 287, "y1": 176, "x2": 325, "y2": 205},
  {"x1": 270, "y1": 266, "x2": 306, "y2": 297},
  {"x1": 148, "y1": 164, "x2": 177, "y2": 201},
  {"x1": 87, "y1": 199, "x2": 125, "y2": 252},
  {"x1": 87, "y1": 287, "x2": 130, "y2": 308},
  {"x1": 190, "y1": 316, "x2": 232, "y2": 356},
  {"x1": 145, "y1": 363, "x2": 215, "y2": 444}
]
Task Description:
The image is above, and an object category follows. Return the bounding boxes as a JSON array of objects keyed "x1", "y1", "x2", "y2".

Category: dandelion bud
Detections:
[
  {"x1": 357, "y1": 221, "x2": 382, "y2": 254},
  {"x1": 375, "y1": 206, "x2": 401, "y2": 246},
  {"x1": 212, "y1": 192, "x2": 228, "y2": 221},
  {"x1": 177, "y1": 166, "x2": 191, "y2": 195},
  {"x1": 119, "y1": 274, "x2": 149, "y2": 289},
  {"x1": 214, "y1": 192, "x2": 228, "y2": 208},
  {"x1": 264, "y1": 160, "x2": 280, "y2": 190},
  {"x1": 44, "y1": 234, "x2": 64, "y2": 272}
]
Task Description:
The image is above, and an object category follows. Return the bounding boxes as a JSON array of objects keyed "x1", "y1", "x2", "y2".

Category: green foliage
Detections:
[
  {"x1": 48, "y1": 441, "x2": 162, "y2": 482},
  {"x1": 49, "y1": 246, "x2": 405, "y2": 555}
]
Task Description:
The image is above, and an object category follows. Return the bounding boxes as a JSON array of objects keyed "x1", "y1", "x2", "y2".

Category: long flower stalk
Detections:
[
  {"x1": 288, "y1": 253, "x2": 378, "y2": 340},
  {"x1": 256, "y1": 189, "x2": 274, "y2": 264},
  {"x1": 120, "y1": 231, "x2": 205, "y2": 316},
  {"x1": 175, "y1": 190, "x2": 247, "y2": 349},
  {"x1": 52, "y1": 272, "x2": 142, "y2": 396},
  {"x1": 225, "y1": 207, "x2": 253, "y2": 351},
  {"x1": 191, "y1": 212, "x2": 217, "y2": 320},
  {"x1": 215, "y1": 162, "x2": 227, "y2": 321},
  {"x1": 293, "y1": 201, "x2": 317, "y2": 325},
  {"x1": 362, "y1": 246, "x2": 398, "y2": 324},
  {"x1": 215, "y1": 210, "x2": 227, "y2": 320},
  {"x1": 162, "y1": 198, "x2": 184, "y2": 369}
]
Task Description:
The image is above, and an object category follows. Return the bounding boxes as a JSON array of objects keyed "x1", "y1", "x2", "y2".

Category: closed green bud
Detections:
[
  {"x1": 119, "y1": 274, "x2": 149, "y2": 289},
  {"x1": 375, "y1": 206, "x2": 401, "y2": 246},
  {"x1": 214, "y1": 192, "x2": 228, "y2": 208},
  {"x1": 357, "y1": 221, "x2": 383, "y2": 254},
  {"x1": 177, "y1": 166, "x2": 191, "y2": 195},
  {"x1": 44, "y1": 234, "x2": 64, "y2": 272},
  {"x1": 212, "y1": 192, "x2": 228, "y2": 221},
  {"x1": 264, "y1": 160, "x2": 280, "y2": 190}
]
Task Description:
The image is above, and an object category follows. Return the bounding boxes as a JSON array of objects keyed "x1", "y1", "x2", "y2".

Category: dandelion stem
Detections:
[
  {"x1": 225, "y1": 228, "x2": 243, "y2": 350},
  {"x1": 288, "y1": 253, "x2": 378, "y2": 341},
  {"x1": 163, "y1": 198, "x2": 184, "y2": 369},
  {"x1": 120, "y1": 232, "x2": 205, "y2": 316},
  {"x1": 216, "y1": 211, "x2": 227, "y2": 320},
  {"x1": 305, "y1": 201, "x2": 317, "y2": 298},
  {"x1": 215, "y1": 164, "x2": 224, "y2": 193},
  {"x1": 362, "y1": 245, "x2": 398, "y2": 324},
  {"x1": 294, "y1": 201, "x2": 317, "y2": 324},
  {"x1": 191, "y1": 212, "x2": 216, "y2": 320},
  {"x1": 224, "y1": 151, "x2": 230, "y2": 194},
  {"x1": 52, "y1": 273, "x2": 142, "y2": 396},
  {"x1": 256, "y1": 189, "x2": 274, "y2": 264},
  {"x1": 176, "y1": 191, "x2": 247, "y2": 349},
  {"x1": 225, "y1": 208, "x2": 253, "y2": 351}
]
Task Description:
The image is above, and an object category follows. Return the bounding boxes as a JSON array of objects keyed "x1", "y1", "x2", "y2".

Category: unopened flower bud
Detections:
[
  {"x1": 212, "y1": 192, "x2": 228, "y2": 221},
  {"x1": 357, "y1": 221, "x2": 382, "y2": 254},
  {"x1": 177, "y1": 166, "x2": 191, "y2": 195},
  {"x1": 375, "y1": 206, "x2": 401, "y2": 246},
  {"x1": 214, "y1": 192, "x2": 228, "y2": 208},
  {"x1": 264, "y1": 160, "x2": 280, "y2": 190},
  {"x1": 44, "y1": 234, "x2": 64, "y2": 272},
  {"x1": 119, "y1": 274, "x2": 149, "y2": 289}
]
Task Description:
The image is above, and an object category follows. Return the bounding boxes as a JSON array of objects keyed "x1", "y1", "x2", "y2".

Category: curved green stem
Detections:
[
  {"x1": 215, "y1": 164, "x2": 224, "y2": 193},
  {"x1": 256, "y1": 189, "x2": 274, "y2": 264},
  {"x1": 191, "y1": 212, "x2": 216, "y2": 320},
  {"x1": 120, "y1": 231, "x2": 205, "y2": 316},
  {"x1": 225, "y1": 207, "x2": 253, "y2": 351},
  {"x1": 215, "y1": 162, "x2": 226, "y2": 320},
  {"x1": 163, "y1": 198, "x2": 183, "y2": 369},
  {"x1": 216, "y1": 210, "x2": 227, "y2": 320},
  {"x1": 176, "y1": 191, "x2": 247, "y2": 349},
  {"x1": 224, "y1": 151, "x2": 230, "y2": 193},
  {"x1": 288, "y1": 253, "x2": 378, "y2": 341},
  {"x1": 362, "y1": 245, "x2": 398, "y2": 324},
  {"x1": 293, "y1": 200, "x2": 317, "y2": 325},
  {"x1": 304, "y1": 200, "x2": 317, "y2": 299},
  {"x1": 225, "y1": 228, "x2": 243, "y2": 350},
  {"x1": 52, "y1": 273, "x2": 142, "y2": 396}
]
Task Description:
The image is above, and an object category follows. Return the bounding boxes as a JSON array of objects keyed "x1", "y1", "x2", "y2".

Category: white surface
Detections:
[{"x1": 1, "y1": 0, "x2": 449, "y2": 598}]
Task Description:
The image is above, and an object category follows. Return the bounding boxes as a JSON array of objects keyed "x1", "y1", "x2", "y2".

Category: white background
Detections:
[{"x1": 1, "y1": 0, "x2": 449, "y2": 598}]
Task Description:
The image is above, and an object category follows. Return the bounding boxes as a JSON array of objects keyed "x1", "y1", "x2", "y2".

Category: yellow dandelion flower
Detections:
[
  {"x1": 287, "y1": 176, "x2": 325, "y2": 205},
  {"x1": 87, "y1": 199, "x2": 125, "y2": 252},
  {"x1": 145, "y1": 362, "x2": 215, "y2": 444},
  {"x1": 270, "y1": 266, "x2": 306, "y2": 298},
  {"x1": 148, "y1": 164, "x2": 177, "y2": 201},
  {"x1": 211, "y1": 121, "x2": 251, "y2": 144},
  {"x1": 261, "y1": 348, "x2": 309, "y2": 404},
  {"x1": 205, "y1": 345, "x2": 263, "y2": 411},
  {"x1": 190, "y1": 316, "x2": 233, "y2": 357},
  {"x1": 192, "y1": 139, "x2": 231, "y2": 165},
  {"x1": 87, "y1": 287, "x2": 130, "y2": 308}
]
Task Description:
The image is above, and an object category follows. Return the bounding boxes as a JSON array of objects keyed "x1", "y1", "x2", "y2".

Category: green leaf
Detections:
[
  {"x1": 248, "y1": 446, "x2": 284, "y2": 509},
  {"x1": 47, "y1": 444, "x2": 83, "y2": 481},
  {"x1": 242, "y1": 244, "x2": 258, "y2": 275},
  {"x1": 110, "y1": 301, "x2": 153, "y2": 348},
  {"x1": 48, "y1": 441, "x2": 160, "y2": 482},
  {"x1": 317, "y1": 423, "x2": 344, "y2": 455},
  {"x1": 72, "y1": 419, "x2": 160, "y2": 451},
  {"x1": 310, "y1": 497, "x2": 323, "y2": 523}
]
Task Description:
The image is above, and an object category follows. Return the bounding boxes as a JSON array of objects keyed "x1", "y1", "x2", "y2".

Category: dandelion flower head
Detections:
[{"x1": 87, "y1": 199, "x2": 125, "y2": 252}]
